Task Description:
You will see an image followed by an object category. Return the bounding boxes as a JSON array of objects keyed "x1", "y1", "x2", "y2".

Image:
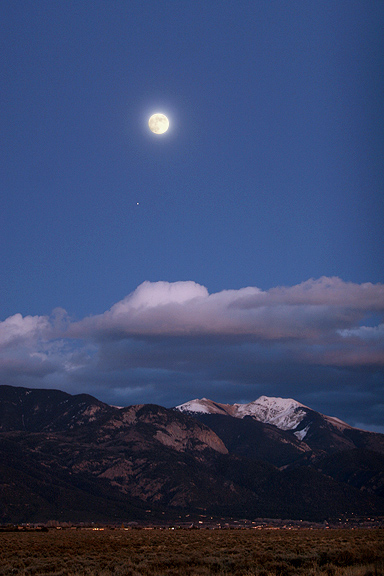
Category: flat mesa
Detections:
[{"x1": 148, "y1": 113, "x2": 169, "y2": 134}]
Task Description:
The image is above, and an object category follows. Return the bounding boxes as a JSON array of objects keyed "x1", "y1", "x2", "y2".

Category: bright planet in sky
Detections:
[{"x1": 148, "y1": 113, "x2": 169, "y2": 134}]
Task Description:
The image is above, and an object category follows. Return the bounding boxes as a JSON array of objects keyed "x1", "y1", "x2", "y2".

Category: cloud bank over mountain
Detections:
[{"x1": 0, "y1": 277, "x2": 383, "y2": 431}]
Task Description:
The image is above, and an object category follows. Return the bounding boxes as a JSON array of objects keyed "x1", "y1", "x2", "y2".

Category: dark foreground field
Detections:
[{"x1": 0, "y1": 528, "x2": 383, "y2": 576}]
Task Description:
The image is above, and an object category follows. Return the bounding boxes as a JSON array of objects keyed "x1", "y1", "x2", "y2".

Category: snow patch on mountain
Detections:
[
  {"x1": 176, "y1": 395, "x2": 308, "y2": 431},
  {"x1": 235, "y1": 396, "x2": 307, "y2": 431},
  {"x1": 294, "y1": 425, "x2": 310, "y2": 441}
]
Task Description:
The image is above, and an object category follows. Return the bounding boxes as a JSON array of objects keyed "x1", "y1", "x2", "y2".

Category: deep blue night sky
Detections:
[{"x1": 1, "y1": 1, "x2": 383, "y2": 430}]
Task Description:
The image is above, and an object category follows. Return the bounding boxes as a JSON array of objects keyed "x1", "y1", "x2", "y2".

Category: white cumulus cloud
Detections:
[
  {"x1": 68, "y1": 277, "x2": 384, "y2": 341},
  {"x1": 0, "y1": 313, "x2": 51, "y2": 348}
]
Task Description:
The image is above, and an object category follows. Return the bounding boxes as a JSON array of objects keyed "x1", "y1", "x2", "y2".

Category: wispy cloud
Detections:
[{"x1": 0, "y1": 277, "x2": 383, "y2": 429}]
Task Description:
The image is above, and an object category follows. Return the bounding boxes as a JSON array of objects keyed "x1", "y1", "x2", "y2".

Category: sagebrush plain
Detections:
[{"x1": 0, "y1": 527, "x2": 383, "y2": 576}]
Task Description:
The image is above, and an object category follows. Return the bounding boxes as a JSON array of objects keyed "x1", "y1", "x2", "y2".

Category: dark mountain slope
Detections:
[
  {"x1": 0, "y1": 434, "x2": 149, "y2": 524},
  {"x1": 0, "y1": 384, "x2": 114, "y2": 433},
  {"x1": 192, "y1": 413, "x2": 310, "y2": 467},
  {"x1": 212, "y1": 454, "x2": 383, "y2": 521},
  {"x1": 316, "y1": 449, "x2": 384, "y2": 498},
  {"x1": 343, "y1": 427, "x2": 384, "y2": 454}
]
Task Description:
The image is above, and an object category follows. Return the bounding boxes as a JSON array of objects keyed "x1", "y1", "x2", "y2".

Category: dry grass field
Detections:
[{"x1": 0, "y1": 527, "x2": 383, "y2": 576}]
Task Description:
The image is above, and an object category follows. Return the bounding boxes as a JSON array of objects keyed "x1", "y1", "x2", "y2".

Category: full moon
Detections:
[{"x1": 148, "y1": 113, "x2": 169, "y2": 134}]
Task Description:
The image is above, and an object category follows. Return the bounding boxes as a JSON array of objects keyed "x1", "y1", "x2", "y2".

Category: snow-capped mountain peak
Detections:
[
  {"x1": 234, "y1": 396, "x2": 307, "y2": 430},
  {"x1": 176, "y1": 395, "x2": 308, "y2": 431}
]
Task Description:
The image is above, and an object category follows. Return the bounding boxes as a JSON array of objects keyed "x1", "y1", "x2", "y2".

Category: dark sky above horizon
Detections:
[{"x1": 1, "y1": 1, "x2": 383, "y2": 431}]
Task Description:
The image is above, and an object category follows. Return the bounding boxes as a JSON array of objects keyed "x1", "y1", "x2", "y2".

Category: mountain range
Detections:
[{"x1": 0, "y1": 384, "x2": 383, "y2": 524}]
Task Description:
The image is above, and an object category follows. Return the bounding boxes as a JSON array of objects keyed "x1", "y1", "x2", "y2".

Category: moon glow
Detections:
[{"x1": 148, "y1": 113, "x2": 169, "y2": 134}]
